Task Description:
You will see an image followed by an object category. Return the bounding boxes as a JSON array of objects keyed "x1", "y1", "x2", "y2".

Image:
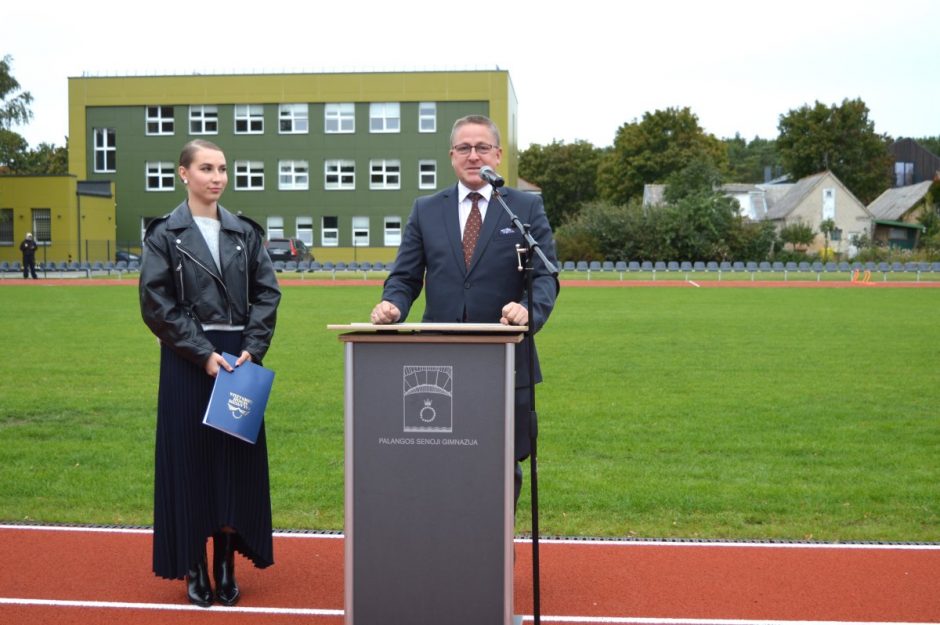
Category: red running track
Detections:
[{"x1": 0, "y1": 525, "x2": 937, "y2": 624}]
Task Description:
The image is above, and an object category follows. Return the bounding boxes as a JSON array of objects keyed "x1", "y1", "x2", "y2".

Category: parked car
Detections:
[
  {"x1": 115, "y1": 250, "x2": 141, "y2": 263},
  {"x1": 264, "y1": 238, "x2": 312, "y2": 262}
]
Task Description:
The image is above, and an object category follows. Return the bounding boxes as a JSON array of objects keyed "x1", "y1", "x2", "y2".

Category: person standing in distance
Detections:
[
  {"x1": 370, "y1": 114, "x2": 559, "y2": 507},
  {"x1": 139, "y1": 139, "x2": 281, "y2": 608},
  {"x1": 19, "y1": 232, "x2": 38, "y2": 279}
]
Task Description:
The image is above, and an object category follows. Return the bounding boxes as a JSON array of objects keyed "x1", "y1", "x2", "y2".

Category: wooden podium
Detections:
[{"x1": 329, "y1": 323, "x2": 525, "y2": 625}]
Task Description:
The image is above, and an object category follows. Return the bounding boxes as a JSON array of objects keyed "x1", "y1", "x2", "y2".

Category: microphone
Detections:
[{"x1": 479, "y1": 166, "x2": 505, "y2": 188}]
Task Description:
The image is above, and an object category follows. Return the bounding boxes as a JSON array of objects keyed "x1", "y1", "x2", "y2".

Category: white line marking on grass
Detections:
[{"x1": 2, "y1": 524, "x2": 937, "y2": 550}]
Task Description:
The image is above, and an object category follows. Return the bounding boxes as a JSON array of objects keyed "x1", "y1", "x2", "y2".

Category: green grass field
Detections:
[{"x1": 1, "y1": 283, "x2": 937, "y2": 542}]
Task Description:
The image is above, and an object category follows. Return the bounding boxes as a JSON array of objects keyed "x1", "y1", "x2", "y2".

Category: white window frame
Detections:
[
  {"x1": 278, "y1": 160, "x2": 309, "y2": 191},
  {"x1": 234, "y1": 104, "x2": 264, "y2": 134},
  {"x1": 325, "y1": 159, "x2": 356, "y2": 190},
  {"x1": 234, "y1": 160, "x2": 265, "y2": 191},
  {"x1": 0, "y1": 208, "x2": 14, "y2": 246},
  {"x1": 418, "y1": 102, "x2": 436, "y2": 133},
  {"x1": 146, "y1": 105, "x2": 174, "y2": 135},
  {"x1": 369, "y1": 102, "x2": 400, "y2": 133},
  {"x1": 279, "y1": 103, "x2": 309, "y2": 134},
  {"x1": 822, "y1": 188, "x2": 836, "y2": 221},
  {"x1": 418, "y1": 160, "x2": 437, "y2": 189},
  {"x1": 146, "y1": 161, "x2": 176, "y2": 191},
  {"x1": 352, "y1": 216, "x2": 370, "y2": 247},
  {"x1": 383, "y1": 216, "x2": 402, "y2": 247},
  {"x1": 370, "y1": 159, "x2": 401, "y2": 190},
  {"x1": 296, "y1": 216, "x2": 314, "y2": 247},
  {"x1": 93, "y1": 128, "x2": 116, "y2": 173},
  {"x1": 322, "y1": 216, "x2": 339, "y2": 247},
  {"x1": 189, "y1": 105, "x2": 219, "y2": 135},
  {"x1": 325, "y1": 103, "x2": 355, "y2": 133},
  {"x1": 32, "y1": 208, "x2": 52, "y2": 245},
  {"x1": 267, "y1": 217, "x2": 284, "y2": 240}
]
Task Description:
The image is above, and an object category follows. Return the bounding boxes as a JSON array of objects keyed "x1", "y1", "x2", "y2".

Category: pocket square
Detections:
[{"x1": 498, "y1": 227, "x2": 517, "y2": 237}]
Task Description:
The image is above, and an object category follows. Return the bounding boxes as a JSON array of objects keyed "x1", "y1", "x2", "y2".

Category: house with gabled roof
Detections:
[
  {"x1": 867, "y1": 179, "x2": 935, "y2": 249},
  {"x1": 763, "y1": 171, "x2": 872, "y2": 254}
]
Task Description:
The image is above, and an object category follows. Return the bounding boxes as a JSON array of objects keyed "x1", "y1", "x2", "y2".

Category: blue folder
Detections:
[{"x1": 202, "y1": 352, "x2": 275, "y2": 444}]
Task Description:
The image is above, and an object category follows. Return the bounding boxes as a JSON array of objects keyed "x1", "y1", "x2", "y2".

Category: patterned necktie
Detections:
[{"x1": 462, "y1": 192, "x2": 483, "y2": 268}]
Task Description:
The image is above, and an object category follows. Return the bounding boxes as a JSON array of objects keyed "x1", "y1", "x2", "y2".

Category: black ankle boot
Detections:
[
  {"x1": 185, "y1": 548, "x2": 213, "y2": 608},
  {"x1": 213, "y1": 532, "x2": 240, "y2": 606}
]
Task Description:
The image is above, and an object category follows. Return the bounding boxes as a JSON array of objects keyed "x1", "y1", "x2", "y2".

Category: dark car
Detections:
[
  {"x1": 115, "y1": 250, "x2": 141, "y2": 263},
  {"x1": 264, "y1": 238, "x2": 312, "y2": 262}
]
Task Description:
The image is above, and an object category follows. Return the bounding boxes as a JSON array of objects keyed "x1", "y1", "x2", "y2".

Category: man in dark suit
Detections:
[{"x1": 371, "y1": 114, "x2": 559, "y2": 506}]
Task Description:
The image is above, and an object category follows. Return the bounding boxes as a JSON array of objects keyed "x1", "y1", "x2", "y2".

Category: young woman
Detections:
[{"x1": 139, "y1": 139, "x2": 281, "y2": 607}]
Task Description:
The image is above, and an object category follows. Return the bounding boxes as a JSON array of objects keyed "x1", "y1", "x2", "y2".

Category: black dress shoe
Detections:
[
  {"x1": 213, "y1": 532, "x2": 240, "y2": 606},
  {"x1": 186, "y1": 551, "x2": 213, "y2": 608}
]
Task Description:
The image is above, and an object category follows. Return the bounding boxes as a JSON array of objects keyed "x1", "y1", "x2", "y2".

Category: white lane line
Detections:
[
  {"x1": 1, "y1": 598, "x2": 934, "y2": 625},
  {"x1": 689, "y1": 280, "x2": 701, "y2": 287},
  {"x1": 525, "y1": 617, "x2": 939, "y2": 625},
  {"x1": 0, "y1": 597, "x2": 341, "y2": 615}
]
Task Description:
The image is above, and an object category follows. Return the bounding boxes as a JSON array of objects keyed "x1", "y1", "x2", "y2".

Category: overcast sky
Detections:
[{"x1": 6, "y1": 0, "x2": 939, "y2": 150}]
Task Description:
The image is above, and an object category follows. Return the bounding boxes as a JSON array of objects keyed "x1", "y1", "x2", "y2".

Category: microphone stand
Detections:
[{"x1": 490, "y1": 185, "x2": 558, "y2": 625}]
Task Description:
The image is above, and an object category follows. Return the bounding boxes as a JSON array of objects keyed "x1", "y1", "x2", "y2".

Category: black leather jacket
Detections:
[{"x1": 139, "y1": 201, "x2": 280, "y2": 366}]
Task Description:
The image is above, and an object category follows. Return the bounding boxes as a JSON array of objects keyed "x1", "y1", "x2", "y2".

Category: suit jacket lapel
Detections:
[{"x1": 441, "y1": 186, "x2": 467, "y2": 274}]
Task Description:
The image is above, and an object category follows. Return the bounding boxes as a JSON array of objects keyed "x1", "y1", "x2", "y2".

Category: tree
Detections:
[
  {"x1": 819, "y1": 218, "x2": 836, "y2": 261},
  {"x1": 723, "y1": 133, "x2": 781, "y2": 183},
  {"x1": 0, "y1": 55, "x2": 33, "y2": 129},
  {"x1": 0, "y1": 127, "x2": 28, "y2": 170},
  {"x1": 518, "y1": 140, "x2": 603, "y2": 227},
  {"x1": 776, "y1": 98, "x2": 893, "y2": 204},
  {"x1": 597, "y1": 107, "x2": 727, "y2": 205},
  {"x1": 779, "y1": 221, "x2": 816, "y2": 253},
  {"x1": 914, "y1": 135, "x2": 940, "y2": 157}
]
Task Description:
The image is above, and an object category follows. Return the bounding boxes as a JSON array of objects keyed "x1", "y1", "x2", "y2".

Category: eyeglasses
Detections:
[{"x1": 452, "y1": 143, "x2": 498, "y2": 156}]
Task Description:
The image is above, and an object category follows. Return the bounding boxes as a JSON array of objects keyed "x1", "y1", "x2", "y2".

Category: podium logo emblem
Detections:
[{"x1": 403, "y1": 365, "x2": 453, "y2": 433}]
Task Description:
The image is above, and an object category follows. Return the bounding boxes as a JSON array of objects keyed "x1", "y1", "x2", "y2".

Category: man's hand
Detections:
[
  {"x1": 371, "y1": 300, "x2": 401, "y2": 324},
  {"x1": 500, "y1": 302, "x2": 528, "y2": 326}
]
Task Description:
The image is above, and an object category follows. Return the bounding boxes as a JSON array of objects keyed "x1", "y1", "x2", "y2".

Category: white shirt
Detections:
[{"x1": 457, "y1": 183, "x2": 493, "y2": 238}]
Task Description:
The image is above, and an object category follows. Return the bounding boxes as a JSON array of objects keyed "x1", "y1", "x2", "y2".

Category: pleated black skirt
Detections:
[{"x1": 152, "y1": 331, "x2": 273, "y2": 579}]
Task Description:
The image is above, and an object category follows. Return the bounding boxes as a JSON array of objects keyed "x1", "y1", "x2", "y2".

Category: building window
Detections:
[
  {"x1": 0, "y1": 208, "x2": 12, "y2": 246},
  {"x1": 279, "y1": 160, "x2": 309, "y2": 190},
  {"x1": 384, "y1": 216, "x2": 402, "y2": 247},
  {"x1": 32, "y1": 208, "x2": 51, "y2": 244},
  {"x1": 325, "y1": 103, "x2": 355, "y2": 133},
  {"x1": 322, "y1": 216, "x2": 339, "y2": 247},
  {"x1": 822, "y1": 188, "x2": 835, "y2": 220},
  {"x1": 296, "y1": 216, "x2": 314, "y2": 247},
  {"x1": 189, "y1": 105, "x2": 219, "y2": 134},
  {"x1": 325, "y1": 160, "x2": 356, "y2": 190},
  {"x1": 419, "y1": 160, "x2": 437, "y2": 189},
  {"x1": 235, "y1": 161, "x2": 265, "y2": 190},
  {"x1": 369, "y1": 102, "x2": 400, "y2": 133},
  {"x1": 146, "y1": 106, "x2": 174, "y2": 135},
  {"x1": 267, "y1": 216, "x2": 284, "y2": 239},
  {"x1": 895, "y1": 161, "x2": 914, "y2": 187},
  {"x1": 234, "y1": 104, "x2": 264, "y2": 134},
  {"x1": 146, "y1": 162, "x2": 176, "y2": 191},
  {"x1": 279, "y1": 103, "x2": 308, "y2": 134},
  {"x1": 370, "y1": 159, "x2": 401, "y2": 190},
  {"x1": 93, "y1": 128, "x2": 116, "y2": 172},
  {"x1": 352, "y1": 216, "x2": 370, "y2": 247},
  {"x1": 419, "y1": 102, "x2": 436, "y2": 133}
]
